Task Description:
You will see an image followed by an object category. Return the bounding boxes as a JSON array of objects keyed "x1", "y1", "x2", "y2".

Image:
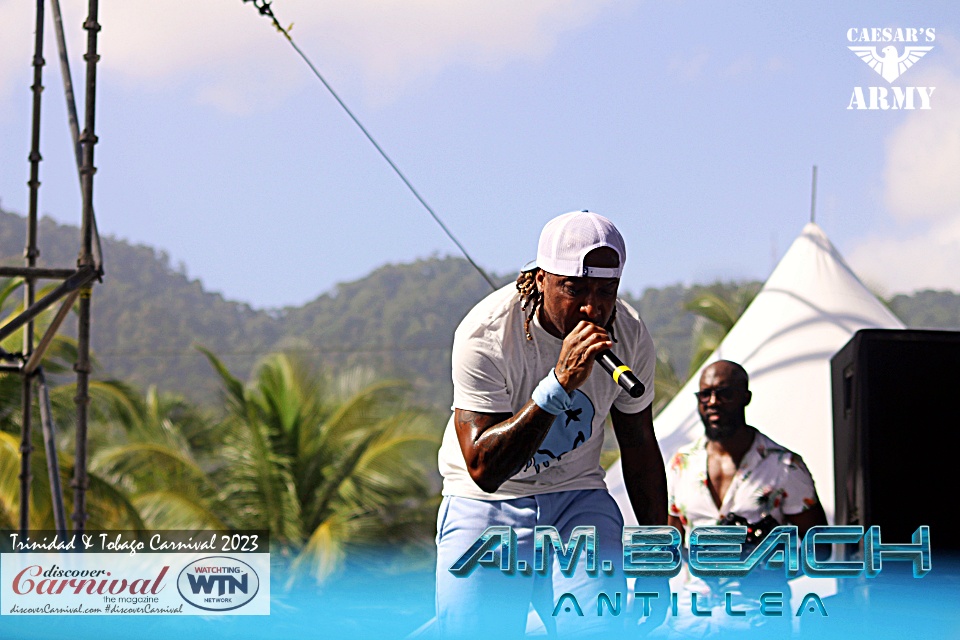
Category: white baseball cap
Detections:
[{"x1": 531, "y1": 210, "x2": 625, "y2": 278}]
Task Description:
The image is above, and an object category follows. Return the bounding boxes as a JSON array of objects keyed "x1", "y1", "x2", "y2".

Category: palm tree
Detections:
[
  {"x1": 200, "y1": 348, "x2": 440, "y2": 584},
  {"x1": 684, "y1": 283, "x2": 761, "y2": 379},
  {"x1": 91, "y1": 347, "x2": 442, "y2": 585},
  {"x1": 88, "y1": 381, "x2": 229, "y2": 531},
  {"x1": 0, "y1": 425, "x2": 147, "y2": 532}
]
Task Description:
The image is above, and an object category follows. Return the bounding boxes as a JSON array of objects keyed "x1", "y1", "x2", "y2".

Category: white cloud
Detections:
[
  {"x1": 883, "y1": 90, "x2": 960, "y2": 221},
  {"x1": 0, "y1": 0, "x2": 615, "y2": 113},
  {"x1": 847, "y1": 217, "x2": 960, "y2": 294},
  {"x1": 847, "y1": 44, "x2": 960, "y2": 293}
]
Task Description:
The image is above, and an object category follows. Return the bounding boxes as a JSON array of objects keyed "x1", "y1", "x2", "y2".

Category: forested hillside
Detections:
[
  {"x1": 279, "y1": 257, "x2": 512, "y2": 406},
  {"x1": 0, "y1": 209, "x2": 282, "y2": 398},
  {"x1": 3, "y1": 207, "x2": 959, "y2": 408},
  {"x1": 889, "y1": 290, "x2": 960, "y2": 329}
]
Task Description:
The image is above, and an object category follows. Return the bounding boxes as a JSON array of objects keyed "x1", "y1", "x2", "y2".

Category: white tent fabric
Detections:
[{"x1": 606, "y1": 222, "x2": 904, "y2": 525}]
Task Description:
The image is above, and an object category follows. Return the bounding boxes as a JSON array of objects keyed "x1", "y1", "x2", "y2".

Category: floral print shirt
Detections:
[
  {"x1": 666, "y1": 428, "x2": 822, "y2": 607},
  {"x1": 667, "y1": 427, "x2": 820, "y2": 535}
]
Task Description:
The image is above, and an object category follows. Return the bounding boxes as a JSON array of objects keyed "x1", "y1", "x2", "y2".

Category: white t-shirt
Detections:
[{"x1": 438, "y1": 284, "x2": 655, "y2": 500}]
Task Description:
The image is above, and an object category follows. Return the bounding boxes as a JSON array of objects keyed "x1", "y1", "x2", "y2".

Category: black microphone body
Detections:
[{"x1": 596, "y1": 350, "x2": 645, "y2": 398}]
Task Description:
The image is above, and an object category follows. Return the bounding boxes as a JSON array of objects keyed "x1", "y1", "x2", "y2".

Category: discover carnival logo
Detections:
[{"x1": 847, "y1": 27, "x2": 936, "y2": 110}]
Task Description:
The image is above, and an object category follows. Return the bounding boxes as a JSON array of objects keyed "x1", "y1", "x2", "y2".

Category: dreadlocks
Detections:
[
  {"x1": 516, "y1": 269, "x2": 541, "y2": 341},
  {"x1": 516, "y1": 269, "x2": 618, "y2": 343}
]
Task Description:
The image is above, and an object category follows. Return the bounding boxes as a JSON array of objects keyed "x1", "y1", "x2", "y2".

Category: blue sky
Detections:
[{"x1": 1, "y1": 1, "x2": 958, "y2": 308}]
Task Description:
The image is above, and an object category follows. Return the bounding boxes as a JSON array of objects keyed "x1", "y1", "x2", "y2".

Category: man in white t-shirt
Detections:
[{"x1": 435, "y1": 211, "x2": 667, "y2": 638}]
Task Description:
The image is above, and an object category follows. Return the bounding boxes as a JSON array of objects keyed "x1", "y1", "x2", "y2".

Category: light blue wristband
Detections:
[{"x1": 532, "y1": 370, "x2": 574, "y2": 415}]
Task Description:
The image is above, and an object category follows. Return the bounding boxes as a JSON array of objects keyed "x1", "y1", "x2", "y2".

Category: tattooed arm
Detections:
[
  {"x1": 454, "y1": 403, "x2": 556, "y2": 493},
  {"x1": 455, "y1": 320, "x2": 613, "y2": 493}
]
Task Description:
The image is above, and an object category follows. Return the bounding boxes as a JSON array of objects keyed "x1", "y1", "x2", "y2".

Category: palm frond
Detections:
[
  {"x1": 654, "y1": 353, "x2": 682, "y2": 416},
  {"x1": 132, "y1": 490, "x2": 228, "y2": 530},
  {"x1": 92, "y1": 442, "x2": 210, "y2": 491},
  {"x1": 83, "y1": 470, "x2": 148, "y2": 532},
  {"x1": 0, "y1": 278, "x2": 23, "y2": 309},
  {"x1": 215, "y1": 416, "x2": 302, "y2": 544},
  {"x1": 197, "y1": 345, "x2": 246, "y2": 408},
  {"x1": 684, "y1": 292, "x2": 741, "y2": 331},
  {"x1": 287, "y1": 515, "x2": 347, "y2": 586}
]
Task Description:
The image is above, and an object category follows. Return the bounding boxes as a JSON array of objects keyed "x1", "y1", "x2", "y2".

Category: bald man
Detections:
[{"x1": 666, "y1": 360, "x2": 827, "y2": 634}]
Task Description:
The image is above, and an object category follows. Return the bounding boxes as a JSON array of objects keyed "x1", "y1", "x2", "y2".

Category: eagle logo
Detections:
[{"x1": 848, "y1": 45, "x2": 933, "y2": 83}]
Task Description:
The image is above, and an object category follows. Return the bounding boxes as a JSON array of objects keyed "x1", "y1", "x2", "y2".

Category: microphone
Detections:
[{"x1": 597, "y1": 350, "x2": 645, "y2": 398}]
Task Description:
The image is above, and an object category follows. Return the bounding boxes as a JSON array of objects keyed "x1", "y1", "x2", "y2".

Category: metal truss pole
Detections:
[
  {"x1": 37, "y1": 370, "x2": 68, "y2": 536},
  {"x1": 20, "y1": 0, "x2": 46, "y2": 537},
  {"x1": 72, "y1": 0, "x2": 101, "y2": 534},
  {"x1": 50, "y1": 0, "x2": 103, "y2": 269}
]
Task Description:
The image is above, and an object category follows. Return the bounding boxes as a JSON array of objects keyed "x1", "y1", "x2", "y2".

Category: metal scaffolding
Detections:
[{"x1": 0, "y1": 0, "x2": 104, "y2": 537}]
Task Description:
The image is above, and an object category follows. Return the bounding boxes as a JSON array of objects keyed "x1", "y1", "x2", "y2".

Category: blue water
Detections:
[{"x1": 3, "y1": 556, "x2": 958, "y2": 639}]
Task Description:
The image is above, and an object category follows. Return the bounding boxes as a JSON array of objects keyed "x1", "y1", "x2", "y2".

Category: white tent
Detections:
[{"x1": 606, "y1": 222, "x2": 904, "y2": 525}]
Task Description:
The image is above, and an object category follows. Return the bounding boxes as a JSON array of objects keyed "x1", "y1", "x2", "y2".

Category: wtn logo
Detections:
[
  {"x1": 186, "y1": 572, "x2": 248, "y2": 596},
  {"x1": 846, "y1": 27, "x2": 936, "y2": 110},
  {"x1": 177, "y1": 556, "x2": 260, "y2": 612}
]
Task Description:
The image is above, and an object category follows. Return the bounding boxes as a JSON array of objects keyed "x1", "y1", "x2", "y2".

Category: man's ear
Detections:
[
  {"x1": 535, "y1": 269, "x2": 546, "y2": 294},
  {"x1": 743, "y1": 389, "x2": 752, "y2": 407}
]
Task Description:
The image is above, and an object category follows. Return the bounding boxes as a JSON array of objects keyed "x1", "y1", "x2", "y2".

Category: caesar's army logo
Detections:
[{"x1": 847, "y1": 27, "x2": 935, "y2": 110}]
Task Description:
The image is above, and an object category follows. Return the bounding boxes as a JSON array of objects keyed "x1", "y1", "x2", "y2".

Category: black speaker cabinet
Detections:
[{"x1": 831, "y1": 329, "x2": 960, "y2": 553}]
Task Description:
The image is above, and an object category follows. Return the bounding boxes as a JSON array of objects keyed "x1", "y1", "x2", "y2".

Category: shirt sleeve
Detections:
[
  {"x1": 612, "y1": 301, "x2": 656, "y2": 414},
  {"x1": 667, "y1": 452, "x2": 682, "y2": 518},
  {"x1": 779, "y1": 454, "x2": 821, "y2": 516},
  {"x1": 451, "y1": 324, "x2": 513, "y2": 415}
]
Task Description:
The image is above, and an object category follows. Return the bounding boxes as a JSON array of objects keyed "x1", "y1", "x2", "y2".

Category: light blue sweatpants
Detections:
[{"x1": 435, "y1": 489, "x2": 628, "y2": 639}]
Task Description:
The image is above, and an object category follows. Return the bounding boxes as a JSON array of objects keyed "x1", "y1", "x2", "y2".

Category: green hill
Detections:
[
  {"x1": 0, "y1": 208, "x2": 282, "y2": 399},
  {"x1": 889, "y1": 290, "x2": 960, "y2": 329},
  {"x1": 3, "y1": 206, "x2": 959, "y2": 409},
  {"x1": 278, "y1": 256, "x2": 511, "y2": 407}
]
